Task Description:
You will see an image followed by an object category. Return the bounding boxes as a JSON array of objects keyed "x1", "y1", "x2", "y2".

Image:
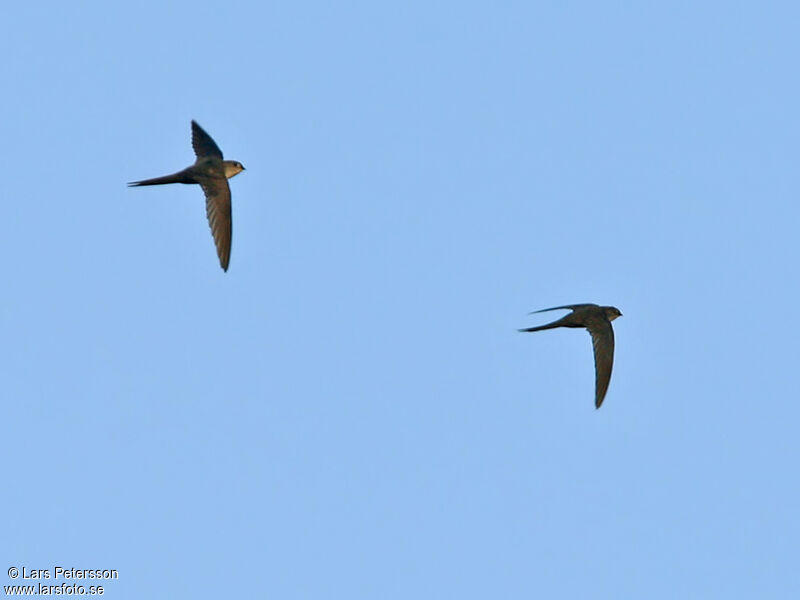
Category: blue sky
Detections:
[{"x1": 2, "y1": 1, "x2": 799, "y2": 598}]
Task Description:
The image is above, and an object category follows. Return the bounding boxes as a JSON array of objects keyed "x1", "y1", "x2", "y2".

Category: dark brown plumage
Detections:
[
  {"x1": 128, "y1": 121, "x2": 245, "y2": 271},
  {"x1": 519, "y1": 303, "x2": 622, "y2": 408}
]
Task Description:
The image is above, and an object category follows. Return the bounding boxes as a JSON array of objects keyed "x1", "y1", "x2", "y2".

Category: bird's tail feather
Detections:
[
  {"x1": 518, "y1": 323, "x2": 560, "y2": 333},
  {"x1": 127, "y1": 171, "x2": 191, "y2": 186}
]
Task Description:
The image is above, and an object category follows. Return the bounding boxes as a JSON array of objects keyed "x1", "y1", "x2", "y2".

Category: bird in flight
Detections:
[
  {"x1": 519, "y1": 303, "x2": 622, "y2": 408},
  {"x1": 128, "y1": 120, "x2": 245, "y2": 271}
]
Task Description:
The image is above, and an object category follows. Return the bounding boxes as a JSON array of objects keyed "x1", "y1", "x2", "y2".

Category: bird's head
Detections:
[
  {"x1": 224, "y1": 160, "x2": 246, "y2": 179},
  {"x1": 604, "y1": 306, "x2": 623, "y2": 321}
]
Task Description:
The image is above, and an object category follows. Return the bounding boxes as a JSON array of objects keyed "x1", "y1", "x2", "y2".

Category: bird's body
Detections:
[
  {"x1": 519, "y1": 303, "x2": 622, "y2": 408},
  {"x1": 128, "y1": 121, "x2": 245, "y2": 271}
]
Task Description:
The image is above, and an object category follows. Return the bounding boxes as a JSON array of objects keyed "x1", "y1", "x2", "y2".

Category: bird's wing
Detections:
[
  {"x1": 530, "y1": 303, "x2": 598, "y2": 314},
  {"x1": 199, "y1": 177, "x2": 232, "y2": 271},
  {"x1": 587, "y1": 317, "x2": 615, "y2": 408},
  {"x1": 192, "y1": 121, "x2": 224, "y2": 159}
]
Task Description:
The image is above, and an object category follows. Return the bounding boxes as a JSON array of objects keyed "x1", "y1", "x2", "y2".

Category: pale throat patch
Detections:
[{"x1": 224, "y1": 162, "x2": 244, "y2": 178}]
